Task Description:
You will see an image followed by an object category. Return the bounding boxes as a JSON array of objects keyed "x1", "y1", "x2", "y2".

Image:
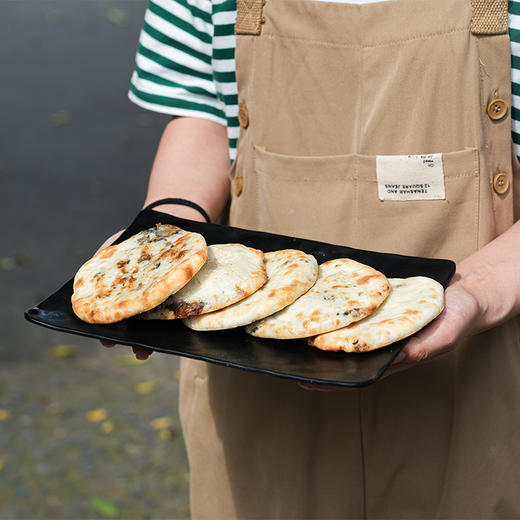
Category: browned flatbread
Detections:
[
  {"x1": 71, "y1": 224, "x2": 207, "y2": 323},
  {"x1": 309, "y1": 277, "x2": 444, "y2": 352},
  {"x1": 184, "y1": 249, "x2": 318, "y2": 330},
  {"x1": 141, "y1": 243, "x2": 267, "y2": 319},
  {"x1": 245, "y1": 258, "x2": 390, "y2": 339}
]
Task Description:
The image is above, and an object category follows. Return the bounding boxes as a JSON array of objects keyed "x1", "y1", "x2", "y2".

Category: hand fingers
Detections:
[
  {"x1": 100, "y1": 341, "x2": 152, "y2": 361},
  {"x1": 132, "y1": 346, "x2": 153, "y2": 360},
  {"x1": 383, "y1": 283, "x2": 481, "y2": 378}
]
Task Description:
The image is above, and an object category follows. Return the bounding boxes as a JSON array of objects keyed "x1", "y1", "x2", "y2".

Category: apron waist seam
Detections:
[{"x1": 261, "y1": 26, "x2": 469, "y2": 49}]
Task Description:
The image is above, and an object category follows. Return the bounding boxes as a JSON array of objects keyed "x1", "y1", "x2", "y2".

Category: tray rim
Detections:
[
  {"x1": 24, "y1": 309, "x2": 402, "y2": 387},
  {"x1": 24, "y1": 209, "x2": 456, "y2": 387}
]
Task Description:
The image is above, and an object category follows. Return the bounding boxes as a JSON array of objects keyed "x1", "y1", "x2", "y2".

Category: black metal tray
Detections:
[{"x1": 25, "y1": 209, "x2": 455, "y2": 387}]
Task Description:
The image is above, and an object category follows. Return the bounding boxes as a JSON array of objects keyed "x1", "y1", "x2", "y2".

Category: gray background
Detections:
[{"x1": 1, "y1": 1, "x2": 190, "y2": 517}]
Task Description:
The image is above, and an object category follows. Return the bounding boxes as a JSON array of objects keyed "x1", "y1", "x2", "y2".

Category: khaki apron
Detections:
[{"x1": 180, "y1": 0, "x2": 520, "y2": 517}]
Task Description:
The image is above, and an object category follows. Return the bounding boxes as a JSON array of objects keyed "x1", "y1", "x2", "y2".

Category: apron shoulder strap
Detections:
[
  {"x1": 236, "y1": 0, "x2": 265, "y2": 35},
  {"x1": 234, "y1": 0, "x2": 508, "y2": 38},
  {"x1": 471, "y1": 0, "x2": 508, "y2": 35}
]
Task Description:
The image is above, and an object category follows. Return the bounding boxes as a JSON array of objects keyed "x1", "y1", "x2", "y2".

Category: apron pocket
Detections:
[
  {"x1": 251, "y1": 146, "x2": 479, "y2": 260},
  {"x1": 253, "y1": 145, "x2": 358, "y2": 245},
  {"x1": 355, "y1": 148, "x2": 479, "y2": 260}
]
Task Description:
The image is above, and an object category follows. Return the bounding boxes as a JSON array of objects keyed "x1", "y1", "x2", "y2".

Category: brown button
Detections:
[
  {"x1": 238, "y1": 107, "x2": 249, "y2": 128},
  {"x1": 233, "y1": 175, "x2": 243, "y2": 196},
  {"x1": 493, "y1": 172, "x2": 510, "y2": 195},
  {"x1": 487, "y1": 98, "x2": 508, "y2": 121}
]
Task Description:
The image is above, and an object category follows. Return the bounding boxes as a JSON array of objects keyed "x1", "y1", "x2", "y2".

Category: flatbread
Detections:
[
  {"x1": 71, "y1": 224, "x2": 207, "y2": 324},
  {"x1": 184, "y1": 249, "x2": 318, "y2": 330},
  {"x1": 245, "y1": 258, "x2": 390, "y2": 339},
  {"x1": 140, "y1": 243, "x2": 267, "y2": 319},
  {"x1": 309, "y1": 277, "x2": 444, "y2": 352}
]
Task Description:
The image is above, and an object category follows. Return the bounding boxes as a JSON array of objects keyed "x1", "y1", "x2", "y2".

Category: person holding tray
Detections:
[{"x1": 105, "y1": 0, "x2": 520, "y2": 516}]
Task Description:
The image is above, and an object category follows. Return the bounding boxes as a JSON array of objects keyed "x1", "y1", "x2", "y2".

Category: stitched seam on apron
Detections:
[
  {"x1": 476, "y1": 36, "x2": 487, "y2": 252},
  {"x1": 476, "y1": 36, "x2": 490, "y2": 252},
  {"x1": 249, "y1": 36, "x2": 260, "y2": 225},
  {"x1": 473, "y1": 148, "x2": 481, "y2": 251},
  {"x1": 261, "y1": 26, "x2": 468, "y2": 50}
]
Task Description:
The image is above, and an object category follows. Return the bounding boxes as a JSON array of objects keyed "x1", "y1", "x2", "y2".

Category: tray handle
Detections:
[{"x1": 143, "y1": 198, "x2": 211, "y2": 223}]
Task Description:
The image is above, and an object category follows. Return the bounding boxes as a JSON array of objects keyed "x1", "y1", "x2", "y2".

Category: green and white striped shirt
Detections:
[{"x1": 129, "y1": 0, "x2": 520, "y2": 161}]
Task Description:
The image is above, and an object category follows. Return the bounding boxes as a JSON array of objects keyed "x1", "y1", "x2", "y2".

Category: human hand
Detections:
[
  {"x1": 299, "y1": 278, "x2": 483, "y2": 390},
  {"x1": 383, "y1": 281, "x2": 481, "y2": 377}
]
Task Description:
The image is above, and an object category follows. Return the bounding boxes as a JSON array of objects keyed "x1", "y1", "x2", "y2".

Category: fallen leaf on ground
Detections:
[
  {"x1": 14, "y1": 253, "x2": 34, "y2": 268},
  {"x1": 0, "y1": 257, "x2": 15, "y2": 271},
  {"x1": 50, "y1": 110, "x2": 71, "y2": 127},
  {"x1": 50, "y1": 344, "x2": 77, "y2": 358},
  {"x1": 86, "y1": 409, "x2": 108, "y2": 422},
  {"x1": 134, "y1": 381, "x2": 157, "y2": 394},
  {"x1": 150, "y1": 416, "x2": 172, "y2": 430},
  {"x1": 101, "y1": 421, "x2": 114, "y2": 434},
  {"x1": 106, "y1": 7, "x2": 127, "y2": 26},
  {"x1": 90, "y1": 496, "x2": 119, "y2": 518},
  {"x1": 159, "y1": 427, "x2": 177, "y2": 441},
  {"x1": 0, "y1": 410, "x2": 11, "y2": 421}
]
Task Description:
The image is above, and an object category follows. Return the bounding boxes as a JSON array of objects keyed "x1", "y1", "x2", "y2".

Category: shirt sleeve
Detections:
[
  {"x1": 509, "y1": 0, "x2": 520, "y2": 158},
  {"x1": 128, "y1": 0, "x2": 226, "y2": 125}
]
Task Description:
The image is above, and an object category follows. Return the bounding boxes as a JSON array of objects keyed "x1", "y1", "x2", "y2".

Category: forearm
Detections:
[
  {"x1": 455, "y1": 220, "x2": 520, "y2": 332},
  {"x1": 143, "y1": 117, "x2": 230, "y2": 221}
]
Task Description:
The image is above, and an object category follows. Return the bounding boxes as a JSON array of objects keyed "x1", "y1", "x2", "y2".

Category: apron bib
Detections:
[{"x1": 180, "y1": 0, "x2": 520, "y2": 517}]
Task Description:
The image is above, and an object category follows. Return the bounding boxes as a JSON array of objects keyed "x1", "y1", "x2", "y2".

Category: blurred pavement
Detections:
[{"x1": 1, "y1": 1, "x2": 189, "y2": 518}]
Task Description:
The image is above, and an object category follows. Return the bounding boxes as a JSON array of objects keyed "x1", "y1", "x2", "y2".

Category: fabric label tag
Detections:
[{"x1": 375, "y1": 153, "x2": 446, "y2": 201}]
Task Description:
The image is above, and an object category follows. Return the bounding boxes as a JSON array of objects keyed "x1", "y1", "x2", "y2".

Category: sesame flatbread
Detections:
[
  {"x1": 309, "y1": 277, "x2": 444, "y2": 352},
  {"x1": 245, "y1": 258, "x2": 390, "y2": 339},
  {"x1": 141, "y1": 243, "x2": 267, "y2": 319},
  {"x1": 184, "y1": 249, "x2": 318, "y2": 330},
  {"x1": 71, "y1": 224, "x2": 207, "y2": 324}
]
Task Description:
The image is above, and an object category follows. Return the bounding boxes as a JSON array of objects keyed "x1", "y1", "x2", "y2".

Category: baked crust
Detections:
[
  {"x1": 185, "y1": 249, "x2": 318, "y2": 330},
  {"x1": 309, "y1": 277, "x2": 444, "y2": 352},
  {"x1": 71, "y1": 224, "x2": 207, "y2": 323},
  {"x1": 246, "y1": 258, "x2": 390, "y2": 339},
  {"x1": 141, "y1": 243, "x2": 267, "y2": 319}
]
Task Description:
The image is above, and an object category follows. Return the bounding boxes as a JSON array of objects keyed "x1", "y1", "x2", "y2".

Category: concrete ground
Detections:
[{"x1": 1, "y1": 1, "x2": 190, "y2": 518}]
